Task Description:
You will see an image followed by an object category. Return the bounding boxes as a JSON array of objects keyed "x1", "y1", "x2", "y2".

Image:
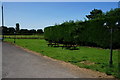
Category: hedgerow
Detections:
[{"x1": 44, "y1": 13, "x2": 120, "y2": 49}]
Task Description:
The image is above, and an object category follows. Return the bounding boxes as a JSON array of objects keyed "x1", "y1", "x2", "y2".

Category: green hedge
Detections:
[{"x1": 44, "y1": 17, "x2": 120, "y2": 49}]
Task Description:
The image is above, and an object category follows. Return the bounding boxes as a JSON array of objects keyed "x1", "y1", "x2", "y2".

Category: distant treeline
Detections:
[
  {"x1": 44, "y1": 8, "x2": 120, "y2": 49},
  {"x1": 1, "y1": 23, "x2": 44, "y2": 35}
]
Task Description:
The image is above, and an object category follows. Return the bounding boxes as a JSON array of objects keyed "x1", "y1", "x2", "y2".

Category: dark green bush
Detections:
[{"x1": 44, "y1": 12, "x2": 120, "y2": 49}]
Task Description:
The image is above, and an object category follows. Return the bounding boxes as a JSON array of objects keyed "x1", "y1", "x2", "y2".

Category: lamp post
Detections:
[
  {"x1": 104, "y1": 21, "x2": 120, "y2": 67},
  {"x1": 104, "y1": 22, "x2": 113, "y2": 67},
  {"x1": 115, "y1": 21, "x2": 120, "y2": 28},
  {"x1": 115, "y1": 21, "x2": 120, "y2": 76}
]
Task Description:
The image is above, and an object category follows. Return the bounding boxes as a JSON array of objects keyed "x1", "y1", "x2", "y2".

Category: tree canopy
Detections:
[
  {"x1": 16, "y1": 23, "x2": 20, "y2": 33},
  {"x1": 86, "y1": 9, "x2": 104, "y2": 20}
]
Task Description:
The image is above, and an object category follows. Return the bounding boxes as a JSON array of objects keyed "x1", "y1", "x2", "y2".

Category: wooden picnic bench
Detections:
[{"x1": 47, "y1": 43, "x2": 59, "y2": 47}]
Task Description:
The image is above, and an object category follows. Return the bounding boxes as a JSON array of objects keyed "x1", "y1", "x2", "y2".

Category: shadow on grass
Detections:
[
  {"x1": 66, "y1": 47, "x2": 79, "y2": 50},
  {"x1": 51, "y1": 45, "x2": 80, "y2": 50}
]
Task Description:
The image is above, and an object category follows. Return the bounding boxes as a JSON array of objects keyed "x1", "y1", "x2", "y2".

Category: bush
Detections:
[{"x1": 44, "y1": 14, "x2": 120, "y2": 49}]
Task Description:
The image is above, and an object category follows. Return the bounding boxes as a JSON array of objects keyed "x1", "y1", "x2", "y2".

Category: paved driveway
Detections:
[{"x1": 2, "y1": 42, "x2": 100, "y2": 78}]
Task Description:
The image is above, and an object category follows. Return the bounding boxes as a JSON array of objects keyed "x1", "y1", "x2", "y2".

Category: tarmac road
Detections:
[{"x1": 2, "y1": 42, "x2": 101, "y2": 78}]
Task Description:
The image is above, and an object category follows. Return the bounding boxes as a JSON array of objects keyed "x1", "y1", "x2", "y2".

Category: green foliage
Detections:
[
  {"x1": 16, "y1": 23, "x2": 20, "y2": 34},
  {"x1": 44, "y1": 8, "x2": 120, "y2": 49},
  {"x1": 1, "y1": 24, "x2": 44, "y2": 35},
  {"x1": 86, "y1": 9, "x2": 105, "y2": 20},
  {"x1": 106, "y1": 8, "x2": 120, "y2": 18}
]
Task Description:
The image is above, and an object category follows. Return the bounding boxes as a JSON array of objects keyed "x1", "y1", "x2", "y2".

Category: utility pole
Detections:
[
  {"x1": 1, "y1": 4, "x2": 4, "y2": 41},
  {"x1": 2, "y1": 5, "x2": 4, "y2": 26}
]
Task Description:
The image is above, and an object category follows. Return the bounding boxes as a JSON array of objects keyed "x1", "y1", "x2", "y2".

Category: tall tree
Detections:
[
  {"x1": 16, "y1": 23, "x2": 20, "y2": 34},
  {"x1": 37, "y1": 29, "x2": 44, "y2": 34},
  {"x1": 105, "y1": 8, "x2": 120, "y2": 17},
  {"x1": 86, "y1": 9, "x2": 104, "y2": 20}
]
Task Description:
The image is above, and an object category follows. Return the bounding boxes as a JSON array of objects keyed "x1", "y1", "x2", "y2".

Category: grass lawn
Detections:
[
  {"x1": 4, "y1": 35, "x2": 44, "y2": 39},
  {"x1": 4, "y1": 38, "x2": 119, "y2": 78}
]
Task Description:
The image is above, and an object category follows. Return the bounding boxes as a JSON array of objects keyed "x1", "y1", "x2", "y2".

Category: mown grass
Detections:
[
  {"x1": 4, "y1": 38, "x2": 119, "y2": 78},
  {"x1": 4, "y1": 35, "x2": 44, "y2": 38}
]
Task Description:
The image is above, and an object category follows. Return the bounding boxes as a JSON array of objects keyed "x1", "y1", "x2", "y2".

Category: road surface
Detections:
[{"x1": 2, "y1": 42, "x2": 108, "y2": 78}]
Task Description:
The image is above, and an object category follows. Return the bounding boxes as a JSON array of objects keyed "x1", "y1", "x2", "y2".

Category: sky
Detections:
[
  {"x1": 1, "y1": 0, "x2": 120, "y2": 2},
  {"x1": 0, "y1": 2, "x2": 119, "y2": 30}
]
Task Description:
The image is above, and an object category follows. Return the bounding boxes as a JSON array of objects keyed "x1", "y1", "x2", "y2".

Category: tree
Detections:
[
  {"x1": 37, "y1": 29, "x2": 44, "y2": 34},
  {"x1": 105, "y1": 8, "x2": 120, "y2": 18},
  {"x1": 19, "y1": 29, "x2": 29, "y2": 35},
  {"x1": 86, "y1": 9, "x2": 104, "y2": 20},
  {"x1": 29, "y1": 29, "x2": 36, "y2": 35},
  {"x1": 2, "y1": 26, "x2": 8, "y2": 35},
  {"x1": 8, "y1": 27, "x2": 15, "y2": 35},
  {"x1": 43, "y1": 8, "x2": 120, "y2": 49},
  {"x1": 16, "y1": 23, "x2": 20, "y2": 34}
]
